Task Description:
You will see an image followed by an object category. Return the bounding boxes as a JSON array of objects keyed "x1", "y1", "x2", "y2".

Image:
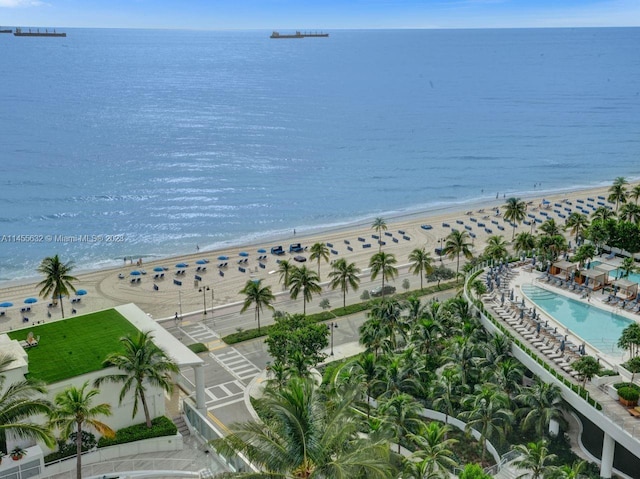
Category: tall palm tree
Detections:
[
  {"x1": 406, "y1": 422, "x2": 458, "y2": 478},
  {"x1": 94, "y1": 331, "x2": 178, "y2": 428},
  {"x1": 512, "y1": 441, "x2": 557, "y2": 479},
  {"x1": 328, "y1": 258, "x2": 361, "y2": 307},
  {"x1": 504, "y1": 197, "x2": 527, "y2": 240},
  {"x1": 491, "y1": 358, "x2": 524, "y2": 397},
  {"x1": 348, "y1": 352, "x2": 379, "y2": 419},
  {"x1": 513, "y1": 231, "x2": 536, "y2": 257},
  {"x1": 239, "y1": 279, "x2": 275, "y2": 333},
  {"x1": 212, "y1": 377, "x2": 392, "y2": 479},
  {"x1": 379, "y1": 392, "x2": 423, "y2": 454},
  {"x1": 0, "y1": 354, "x2": 55, "y2": 450},
  {"x1": 408, "y1": 247, "x2": 434, "y2": 290},
  {"x1": 369, "y1": 251, "x2": 398, "y2": 294},
  {"x1": 565, "y1": 212, "x2": 590, "y2": 243},
  {"x1": 369, "y1": 298, "x2": 405, "y2": 351},
  {"x1": 484, "y1": 235, "x2": 508, "y2": 262},
  {"x1": 608, "y1": 176, "x2": 628, "y2": 213},
  {"x1": 49, "y1": 382, "x2": 114, "y2": 479},
  {"x1": 37, "y1": 254, "x2": 78, "y2": 319},
  {"x1": 619, "y1": 202, "x2": 640, "y2": 224},
  {"x1": 359, "y1": 317, "x2": 389, "y2": 358},
  {"x1": 515, "y1": 380, "x2": 567, "y2": 439},
  {"x1": 443, "y1": 230, "x2": 472, "y2": 280},
  {"x1": 539, "y1": 218, "x2": 560, "y2": 237},
  {"x1": 288, "y1": 265, "x2": 322, "y2": 315},
  {"x1": 372, "y1": 217, "x2": 388, "y2": 251},
  {"x1": 591, "y1": 206, "x2": 616, "y2": 221},
  {"x1": 630, "y1": 184, "x2": 640, "y2": 205},
  {"x1": 620, "y1": 257, "x2": 637, "y2": 278},
  {"x1": 277, "y1": 259, "x2": 293, "y2": 290},
  {"x1": 309, "y1": 242, "x2": 330, "y2": 278}
]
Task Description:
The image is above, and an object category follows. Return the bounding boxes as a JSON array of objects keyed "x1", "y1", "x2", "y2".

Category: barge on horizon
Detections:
[
  {"x1": 270, "y1": 31, "x2": 329, "y2": 39},
  {"x1": 14, "y1": 27, "x2": 67, "y2": 37}
]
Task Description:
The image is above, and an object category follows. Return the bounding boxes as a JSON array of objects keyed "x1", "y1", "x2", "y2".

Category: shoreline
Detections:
[{"x1": 0, "y1": 180, "x2": 635, "y2": 332}]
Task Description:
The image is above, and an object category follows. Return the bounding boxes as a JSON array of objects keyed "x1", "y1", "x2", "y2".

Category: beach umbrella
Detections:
[
  {"x1": 153, "y1": 267, "x2": 165, "y2": 272},
  {"x1": 257, "y1": 248, "x2": 266, "y2": 254},
  {"x1": 501, "y1": 292, "x2": 505, "y2": 305},
  {"x1": 217, "y1": 255, "x2": 229, "y2": 261},
  {"x1": 510, "y1": 289, "x2": 514, "y2": 301},
  {"x1": 0, "y1": 302, "x2": 13, "y2": 308},
  {"x1": 24, "y1": 298, "x2": 38, "y2": 304},
  {"x1": 519, "y1": 309, "x2": 524, "y2": 320},
  {"x1": 196, "y1": 259, "x2": 208, "y2": 265},
  {"x1": 130, "y1": 270, "x2": 142, "y2": 276},
  {"x1": 536, "y1": 322, "x2": 541, "y2": 333},
  {"x1": 176, "y1": 263, "x2": 188, "y2": 268},
  {"x1": 586, "y1": 260, "x2": 591, "y2": 269},
  {"x1": 239, "y1": 252, "x2": 249, "y2": 257},
  {"x1": 521, "y1": 297, "x2": 525, "y2": 306},
  {"x1": 496, "y1": 276, "x2": 501, "y2": 287},
  {"x1": 559, "y1": 340, "x2": 565, "y2": 352},
  {"x1": 76, "y1": 289, "x2": 87, "y2": 296}
]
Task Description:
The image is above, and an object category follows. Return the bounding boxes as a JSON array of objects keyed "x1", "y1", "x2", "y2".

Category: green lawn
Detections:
[{"x1": 7, "y1": 309, "x2": 140, "y2": 384}]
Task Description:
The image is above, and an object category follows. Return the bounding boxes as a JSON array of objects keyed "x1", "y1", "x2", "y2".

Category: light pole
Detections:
[
  {"x1": 210, "y1": 287, "x2": 215, "y2": 316},
  {"x1": 327, "y1": 321, "x2": 338, "y2": 355},
  {"x1": 199, "y1": 285, "x2": 210, "y2": 316},
  {"x1": 178, "y1": 290, "x2": 183, "y2": 320},
  {"x1": 439, "y1": 238, "x2": 444, "y2": 263}
]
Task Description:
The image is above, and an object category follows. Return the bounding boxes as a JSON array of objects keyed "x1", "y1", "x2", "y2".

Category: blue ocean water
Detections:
[{"x1": 2, "y1": 28, "x2": 640, "y2": 282}]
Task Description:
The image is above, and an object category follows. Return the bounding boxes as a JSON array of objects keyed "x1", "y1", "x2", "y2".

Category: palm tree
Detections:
[
  {"x1": 619, "y1": 202, "x2": 640, "y2": 224},
  {"x1": 369, "y1": 251, "x2": 398, "y2": 294},
  {"x1": 515, "y1": 380, "x2": 567, "y2": 439},
  {"x1": 512, "y1": 441, "x2": 557, "y2": 479},
  {"x1": 94, "y1": 331, "x2": 178, "y2": 428},
  {"x1": 513, "y1": 232, "x2": 536, "y2": 256},
  {"x1": 408, "y1": 247, "x2": 434, "y2": 290},
  {"x1": 37, "y1": 254, "x2": 77, "y2": 319},
  {"x1": 565, "y1": 212, "x2": 590, "y2": 243},
  {"x1": 539, "y1": 218, "x2": 560, "y2": 237},
  {"x1": 49, "y1": 382, "x2": 114, "y2": 479},
  {"x1": 212, "y1": 377, "x2": 392, "y2": 479},
  {"x1": 630, "y1": 184, "x2": 640, "y2": 205},
  {"x1": 369, "y1": 298, "x2": 405, "y2": 351},
  {"x1": 504, "y1": 197, "x2": 527, "y2": 240},
  {"x1": 359, "y1": 317, "x2": 389, "y2": 357},
  {"x1": 0, "y1": 354, "x2": 55, "y2": 450},
  {"x1": 491, "y1": 358, "x2": 524, "y2": 397},
  {"x1": 379, "y1": 392, "x2": 423, "y2": 454},
  {"x1": 608, "y1": 176, "x2": 628, "y2": 212},
  {"x1": 484, "y1": 235, "x2": 508, "y2": 262},
  {"x1": 309, "y1": 242, "x2": 330, "y2": 278},
  {"x1": 443, "y1": 230, "x2": 473, "y2": 280},
  {"x1": 288, "y1": 265, "x2": 322, "y2": 315},
  {"x1": 405, "y1": 422, "x2": 458, "y2": 477},
  {"x1": 431, "y1": 368, "x2": 464, "y2": 427},
  {"x1": 620, "y1": 257, "x2": 637, "y2": 278},
  {"x1": 548, "y1": 460, "x2": 588, "y2": 479},
  {"x1": 277, "y1": 259, "x2": 293, "y2": 290},
  {"x1": 591, "y1": 206, "x2": 616, "y2": 221},
  {"x1": 372, "y1": 217, "x2": 388, "y2": 252},
  {"x1": 328, "y1": 258, "x2": 361, "y2": 307},
  {"x1": 348, "y1": 352, "x2": 379, "y2": 419},
  {"x1": 239, "y1": 279, "x2": 275, "y2": 333}
]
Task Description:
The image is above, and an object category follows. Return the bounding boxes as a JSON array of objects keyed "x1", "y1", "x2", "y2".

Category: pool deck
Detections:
[{"x1": 478, "y1": 262, "x2": 640, "y2": 442}]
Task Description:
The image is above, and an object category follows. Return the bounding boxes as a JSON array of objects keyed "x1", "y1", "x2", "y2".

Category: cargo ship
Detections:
[
  {"x1": 14, "y1": 27, "x2": 67, "y2": 37},
  {"x1": 270, "y1": 31, "x2": 328, "y2": 39}
]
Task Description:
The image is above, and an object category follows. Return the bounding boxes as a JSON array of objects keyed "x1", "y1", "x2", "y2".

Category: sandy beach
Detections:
[{"x1": 0, "y1": 183, "x2": 629, "y2": 332}]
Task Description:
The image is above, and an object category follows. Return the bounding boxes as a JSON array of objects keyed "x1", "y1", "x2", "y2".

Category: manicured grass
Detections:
[{"x1": 8, "y1": 309, "x2": 139, "y2": 384}]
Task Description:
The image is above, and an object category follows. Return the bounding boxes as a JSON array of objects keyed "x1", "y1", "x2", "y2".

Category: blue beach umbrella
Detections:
[
  {"x1": 257, "y1": 248, "x2": 267, "y2": 254},
  {"x1": 76, "y1": 289, "x2": 87, "y2": 296},
  {"x1": 153, "y1": 267, "x2": 165, "y2": 272},
  {"x1": 217, "y1": 255, "x2": 228, "y2": 261},
  {"x1": 24, "y1": 298, "x2": 38, "y2": 304},
  {"x1": 176, "y1": 263, "x2": 188, "y2": 268},
  {"x1": 0, "y1": 302, "x2": 13, "y2": 308},
  {"x1": 239, "y1": 252, "x2": 249, "y2": 257},
  {"x1": 130, "y1": 270, "x2": 142, "y2": 276},
  {"x1": 196, "y1": 259, "x2": 208, "y2": 265}
]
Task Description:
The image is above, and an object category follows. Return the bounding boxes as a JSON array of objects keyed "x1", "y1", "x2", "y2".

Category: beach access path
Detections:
[{"x1": 0, "y1": 183, "x2": 627, "y2": 333}]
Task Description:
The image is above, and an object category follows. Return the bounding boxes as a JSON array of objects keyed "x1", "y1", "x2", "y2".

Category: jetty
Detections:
[
  {"x1": 14, "y1": 27, "x2": 66, "y2": 37},
  {"x1": 270, "y1": 31, "x2": 329, "y2": 39}
]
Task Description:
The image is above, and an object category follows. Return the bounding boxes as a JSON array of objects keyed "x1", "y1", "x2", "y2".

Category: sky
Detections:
[{"x1": 1, "y1": 0, "x2": 639, "y2": 30}]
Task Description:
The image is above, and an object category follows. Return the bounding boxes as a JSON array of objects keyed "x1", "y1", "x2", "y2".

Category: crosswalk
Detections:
[
  {"x1": 211, "y1": 348, "x2": 262, "y2": 382},
  {"x1": 182, "y1": 322, "x2": 219, "y2": 343}
]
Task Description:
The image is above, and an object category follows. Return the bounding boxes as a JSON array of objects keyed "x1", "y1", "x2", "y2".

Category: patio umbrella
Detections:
[
  {"x1": 519, "y1": 309, "x2": 524, "y2": 320},
  {"x1": 176, "y1": 263, "x2": 188, "y2": 268},
  {"x1": 501, "y1": 292, "x2": 505, "y2": 305},
  {"x1": 496, "y1": 276, "x2": 501, "y2": 287},
  {"x1": 532, "y1": 257, "x2": 536, "y2": 267},
  {"x1": 239, "y1": 252, "x2": 249, "y2": 257},
  {"x1": 0, "y1": 302, "x2": 13, "y2": 308},
  {"x1": 130, "y1": 270, "x2": 142, "y2": 276},
  {"x1": 196, "y1": 259, "x2": 208, "y2": 265},
  {"x1": 217, "y1": 255, "x2": 229, "y2": 261},
  {"x1": 257, "y1": 248, "x2": 266, "y2": 253},
  {"x1": 153, "y1": 267, "x2": 165, "y2": 272},
  {"x1": 536, "y1": 322, "x2": 541, "y2": 333},
  {"x1": 24, "y1": 298, "x2": 38, "y2": 304},
  {"x1": 510, "y1": 290, "x2": 514, "y2": 301},
  {"x1": 76, "y1": 290, "x2": 87, "y2": 296},
  {"x1": 521, "y1": 297, "x2": 525, "y2": 306},
  {"x1": 559, "y1": 340, "x2": 565, "y2": 352}
]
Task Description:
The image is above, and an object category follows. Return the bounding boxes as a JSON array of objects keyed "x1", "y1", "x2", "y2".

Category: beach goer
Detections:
[
  {"x1": 293, "y1": 229, "x2": 296, "y2": 235},
  {"x1": 124, "y1": 257, "x2": 126, "y2": 264},
  {"x1": 196, "y1": 245, "x2": 200, "y2": 252}
]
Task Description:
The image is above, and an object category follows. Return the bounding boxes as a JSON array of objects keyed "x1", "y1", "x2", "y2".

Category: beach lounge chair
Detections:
[{"x1": 0, "y1": 311, "x2": 4, "y2": 317}]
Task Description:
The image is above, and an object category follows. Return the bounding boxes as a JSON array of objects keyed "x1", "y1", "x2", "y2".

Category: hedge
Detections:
[
  {"x1": 187, "y1": 343, "x2": 209, "y2": 354},
  {"x1": 223, "y1": 280, "x2": 458, "y2": 345},
  {"x1": 97, "y1": 416, "x2": 177, "y2": 448}
]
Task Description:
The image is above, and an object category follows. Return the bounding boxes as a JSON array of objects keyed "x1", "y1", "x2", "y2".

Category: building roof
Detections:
[{"x1": 553, "y1": 260, "x2": 577, "y2": 271}]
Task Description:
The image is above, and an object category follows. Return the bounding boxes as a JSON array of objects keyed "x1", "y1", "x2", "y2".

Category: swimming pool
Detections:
[
  {"x1": 589, "y1": 260, "x2": 640, "y2": 284},
  {"x1": 521, "y1": 284, "x2": 633, "y2": 357}
]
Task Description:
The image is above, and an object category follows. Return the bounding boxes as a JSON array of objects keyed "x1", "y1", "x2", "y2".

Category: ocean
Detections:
[{"x1": 1, "y1": 27, "x2": 639, "y2": 283}]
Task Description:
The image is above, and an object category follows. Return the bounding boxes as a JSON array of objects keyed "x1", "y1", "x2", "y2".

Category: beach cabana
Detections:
[
  {"x1": 594, "y1": 263, "x2": 617, "y2": 284},
  {"x1": 612, "y1": 278, "x2": 638, "y2": 300},
  {"x1": 550, "y1": 260, "x2": 577, "y2": 279},
  {"x1": 577, "y1": 269, "x2": 606, "y2": 291}
]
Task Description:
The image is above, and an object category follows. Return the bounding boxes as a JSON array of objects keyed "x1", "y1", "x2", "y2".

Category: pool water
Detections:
[
  {"x1": 589, "y1": 260, "x2": 640, "y2": 284},
  {"x1": 521, "y1": 285, "x2": 633, "y2": 357}
]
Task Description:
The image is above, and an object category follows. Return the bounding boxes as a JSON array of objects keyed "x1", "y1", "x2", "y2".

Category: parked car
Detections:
[{"x1": 370, "y1": 285, "x2": 396, "y2": 297}]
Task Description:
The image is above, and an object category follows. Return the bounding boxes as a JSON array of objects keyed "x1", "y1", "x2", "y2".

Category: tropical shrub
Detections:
[
  {"x1": 616, "y1": 386, "x2": 639, "y2": 402},
  {"x1": 97, "y1": 416, "x2": 177, "y2": 447},
  {"x1": 187, "y1": 343, "x2": 208, "y2": 354}
]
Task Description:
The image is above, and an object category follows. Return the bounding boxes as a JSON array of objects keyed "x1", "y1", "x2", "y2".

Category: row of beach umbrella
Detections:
[{"x1": 0, "y1": 290, "x2": 88, "y2": 310}]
